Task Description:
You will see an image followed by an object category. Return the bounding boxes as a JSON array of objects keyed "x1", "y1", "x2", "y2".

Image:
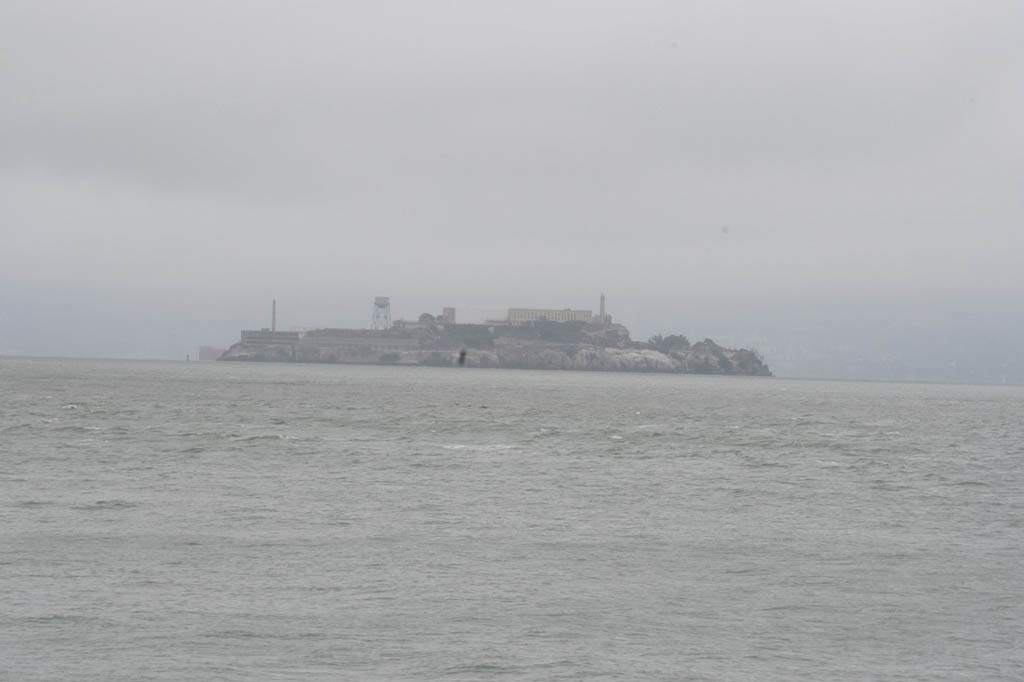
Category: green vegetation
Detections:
[
  {"x1": 647, "y1": 334, "x2": 690, "y2": 353},
  {"x1": 434, "y1": 324, "x2": 495, "y2": 349}
]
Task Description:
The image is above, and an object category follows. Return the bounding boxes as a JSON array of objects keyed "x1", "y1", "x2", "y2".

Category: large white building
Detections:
[
  {"x1": 438, "y1": 295, "x2": 612, "y2": 326},
  {"x1": 507, "y1": 308, "x2": 593, "y2": 325}
]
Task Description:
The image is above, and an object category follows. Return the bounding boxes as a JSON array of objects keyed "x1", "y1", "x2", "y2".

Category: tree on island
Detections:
[
  {"x1": 648, "y1": 334, "x2": 691, "y2": 353},
  {"x1": 419, "y1": 312, "x2": 436, "y2": 322}
]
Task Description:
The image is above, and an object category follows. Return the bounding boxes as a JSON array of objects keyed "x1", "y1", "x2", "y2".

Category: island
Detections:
[{"x1": 219, "y1": 298, "x2": 770, "y2": 376}]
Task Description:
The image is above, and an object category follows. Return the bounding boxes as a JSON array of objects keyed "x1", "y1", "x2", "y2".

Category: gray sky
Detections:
[{"x1": 2, "y1": 0, "x2": 1022, "y2": 382}]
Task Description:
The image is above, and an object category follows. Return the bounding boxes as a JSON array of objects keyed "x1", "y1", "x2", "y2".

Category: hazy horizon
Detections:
[{"x1": 3, "y1": 1, "x2": 1022, "y2": 383}]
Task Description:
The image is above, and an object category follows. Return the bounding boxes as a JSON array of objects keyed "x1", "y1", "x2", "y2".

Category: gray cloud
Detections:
[{"x1": 2, "y1": 0, "x2": 1022, "y2": 380}]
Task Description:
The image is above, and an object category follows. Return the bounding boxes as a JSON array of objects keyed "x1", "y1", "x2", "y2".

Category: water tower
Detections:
[{"x1": 371, "y1": 296, "x2": 392, "y2": 330}]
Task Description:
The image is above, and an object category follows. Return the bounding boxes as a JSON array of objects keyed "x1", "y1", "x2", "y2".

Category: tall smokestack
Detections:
[
  {"x1": 272, "y1": 299, "x2": 277, "y2": 332},
  {"x1": 600, "y1": 293, "x2": 606, "y2": 319}
]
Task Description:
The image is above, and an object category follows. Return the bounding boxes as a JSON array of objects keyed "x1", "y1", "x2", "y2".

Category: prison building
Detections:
[{"x1": 506, "y1": 308, "x2": 593, "y2": 325}]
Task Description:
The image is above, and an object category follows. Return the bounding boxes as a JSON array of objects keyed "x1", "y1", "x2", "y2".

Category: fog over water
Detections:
[{"x1": 2, "y1": 1, "x2": 1022, "y2": 382}]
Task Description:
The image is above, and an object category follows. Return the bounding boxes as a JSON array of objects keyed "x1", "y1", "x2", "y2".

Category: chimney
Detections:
[{"x1": 272, "y1": 299, "x2": 277, "y2": 332}]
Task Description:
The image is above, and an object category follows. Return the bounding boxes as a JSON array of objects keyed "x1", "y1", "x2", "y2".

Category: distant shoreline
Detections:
[{"x1": 5, "y1": 355, "x2": 1024, "y2": 387}]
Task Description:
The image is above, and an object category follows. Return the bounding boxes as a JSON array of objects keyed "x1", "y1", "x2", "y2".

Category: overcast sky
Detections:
[{"x1": 2, "y1": 1, "x2": 1022, "y2": 382}]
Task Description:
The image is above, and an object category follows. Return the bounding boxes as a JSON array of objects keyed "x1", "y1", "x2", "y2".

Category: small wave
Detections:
[
  {"x1": 52, "y1": 425, "x2": 97, "y2": 433},
  {"x1": 72, "y1": 500, "x2": 137, "y2": 511},
  {"x1": 19, "y1": 614, "x2": 98, "y2": 625},
  {"x1": 440, "y1": 443, "x2": 516, "y2": 452},
  {"x1": 869, "y1": 481, "x2": 913, "y2": 491},
  {"x1": 180, "y1": 431, "x2": 243, "y2": 439},
  {"x1": 232, "y1": 434, "x2": 284, "y2": 442},
  {"x1": 202, "y1": 629, "x2": 328, "y2": 641},
  {"x1": 444, "y1": 663, "x2": 517, "y2": 675},
  {"x1": 200, "y1": 629, "x2": 267, "y2": 640},
  {"x1": 228, "y1": 433, "x2": 308, "y2": 442}
]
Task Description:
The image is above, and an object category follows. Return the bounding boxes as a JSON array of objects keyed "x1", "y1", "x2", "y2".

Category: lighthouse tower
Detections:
[{"x1": 596, "y1": 293, "x2": 611, "y2": 325}]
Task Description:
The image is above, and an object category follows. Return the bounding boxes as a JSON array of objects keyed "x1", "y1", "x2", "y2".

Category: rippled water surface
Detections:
[{"x1": 2, "y1": 357, "x2": 1022, "y2": 680}]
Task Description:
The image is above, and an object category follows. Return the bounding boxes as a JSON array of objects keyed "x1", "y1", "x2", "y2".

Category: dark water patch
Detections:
[
  {"x1": 199, "y1": 629, "x2": 280, "y2": 640},
  {"x1": 192, "y1": 430, "x2": 243, "y2": 438},
  {"x1": 232, "y1": 434, "x2": 286, "y2": 442},
  {"x1": 1, "y1": 422, "x2": 37, "y2": 433},
  {"x1": 12, "y1": 500, "x2": 54, "y2": 507},
  {"x1": 16, "y1": 614, "x2": 106, "y2": 625},
  {"x1": 443, "y1": 663, "x2": 520, "y2": 676},
  {"x1": 868, "y1": 480, "x2": 916, "y2": 491},
  {"x1": 71, "y1": 499, "x2": 138, "y2": 511}
]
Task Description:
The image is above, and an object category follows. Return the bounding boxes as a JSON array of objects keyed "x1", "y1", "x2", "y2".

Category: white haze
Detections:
[{"x1": 2, "y1": 0, "x2": 1022, "y2": 382}]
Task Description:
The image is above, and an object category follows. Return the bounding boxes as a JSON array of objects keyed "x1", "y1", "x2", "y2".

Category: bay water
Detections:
[{"x1": 2, "y1": 357, "x2": 1021, "y2": 680}]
